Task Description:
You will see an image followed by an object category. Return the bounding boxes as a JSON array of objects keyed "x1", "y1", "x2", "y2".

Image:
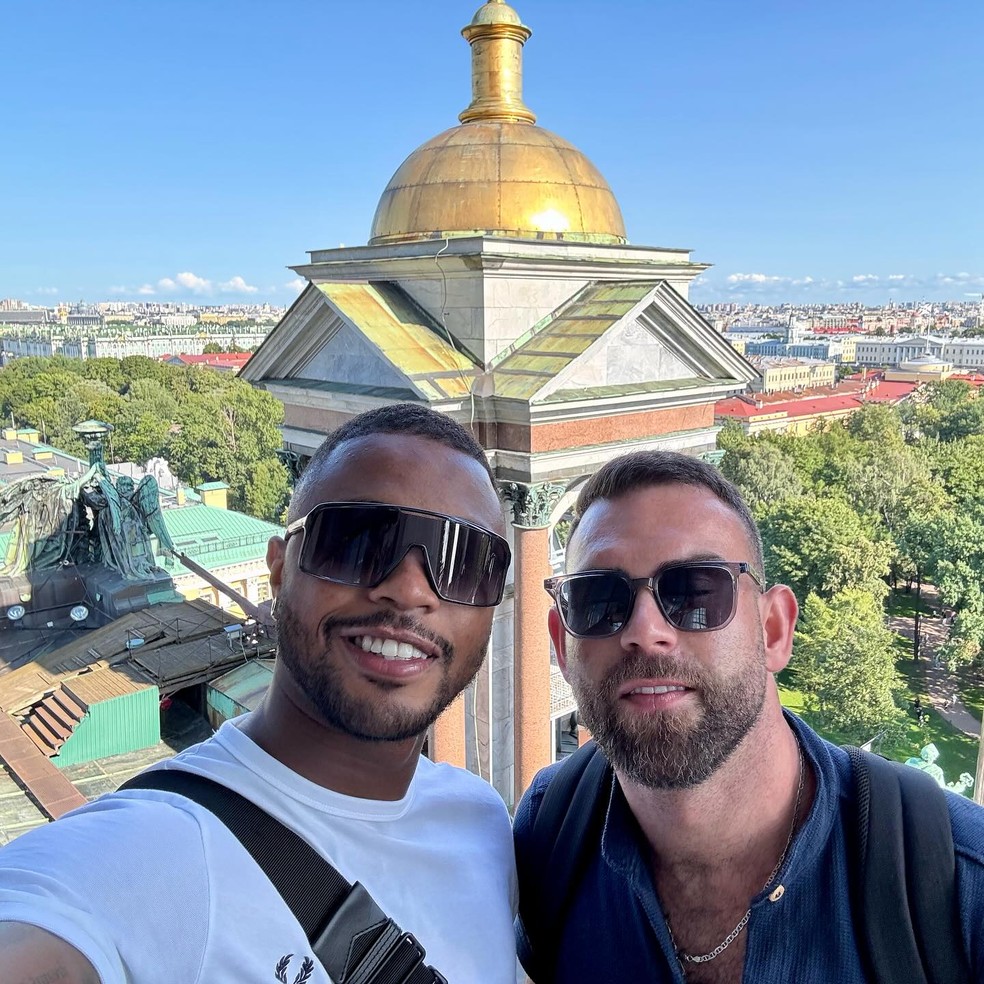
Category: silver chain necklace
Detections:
[{"x1": 666, "y1": 738, "x2": 806, "y2": 967}]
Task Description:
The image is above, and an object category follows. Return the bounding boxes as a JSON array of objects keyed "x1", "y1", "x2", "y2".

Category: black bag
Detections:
[
  {"x1": 120, "y1": 769, "x2": 447, "y2": 984},
  {"x1": 517, "y1": 740, "x2": 971, "y2": 984}
]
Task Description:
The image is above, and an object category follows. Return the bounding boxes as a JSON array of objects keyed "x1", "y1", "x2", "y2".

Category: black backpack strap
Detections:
[
  {"x1": 119, "y1": 769, "x2": 446, "y2": 984},
  {"x1": 845, "y1": 746, "x2": 970, "y2": 984},
  {"x1": 517, "y1": 741, "x2": 610, "y2": 984}
]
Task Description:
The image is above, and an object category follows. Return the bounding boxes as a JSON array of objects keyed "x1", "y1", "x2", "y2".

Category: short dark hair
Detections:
[
  {"x1": 569, "y1": 450, "x2": 765, "y2": 576},
  {"x1": 291, "y1": 403, "x2": 494, "y2": 519}
]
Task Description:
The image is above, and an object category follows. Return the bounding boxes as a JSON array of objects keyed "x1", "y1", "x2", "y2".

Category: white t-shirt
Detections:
[{"x1": 0, "y1": 717, "x2": 518, "y2": 983}]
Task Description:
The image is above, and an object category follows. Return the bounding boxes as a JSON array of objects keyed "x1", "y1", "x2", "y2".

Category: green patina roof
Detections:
[
  {"x1": 266, "y1": 378, "x2": 421, "y2": 402},
  {"x1": 196, "y1": 481, "x2": 230, "y2": 491},
  {"x1": 318, "y1": 282, "x2": 479, "y2": 399},
  {"x1": 489, "y1": 281, "x2": 656, "y2": 401},
  {"x1": 544, "y1": 376, "x2": 744, "y2": 404},
  {"x1": 155, "y1": 504, "x2": 282, "y2": 574},
  {"x1": 209, "y1": 657, "x2": 275, "y2": 710}
]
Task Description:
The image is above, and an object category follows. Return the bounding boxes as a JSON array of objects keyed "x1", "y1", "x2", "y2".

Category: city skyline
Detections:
[{"x1": 3, "y1": 0, "x2": 981, "y2": 306}]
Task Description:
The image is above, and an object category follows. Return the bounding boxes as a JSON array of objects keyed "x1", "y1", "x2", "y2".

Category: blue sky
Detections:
[{"x1": 2, "y1": 0, "x2": 981, "y2": 306}]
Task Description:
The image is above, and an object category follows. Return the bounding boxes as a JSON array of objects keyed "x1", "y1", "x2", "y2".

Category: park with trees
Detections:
[{"x1": 719, "y1": 379, "x2": 984, "y2": 789}]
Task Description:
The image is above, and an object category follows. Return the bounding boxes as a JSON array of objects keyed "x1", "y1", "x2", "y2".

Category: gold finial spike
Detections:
[{"x1": 459, "y1": 1, "x2": 536, "y2": 125}]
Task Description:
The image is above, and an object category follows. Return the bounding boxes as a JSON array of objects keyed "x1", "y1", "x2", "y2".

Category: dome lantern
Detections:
[
  {"x1": 368, "y1": 2, "x2": 626, "y2": 246},
  {"x1": 458, "y1": 0, "x2": 536, "y2": 126}
]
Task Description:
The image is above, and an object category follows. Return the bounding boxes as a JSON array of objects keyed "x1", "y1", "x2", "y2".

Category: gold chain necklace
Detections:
[{"x1": 666, "y1": 738, "x2": 806, "y2": 967}]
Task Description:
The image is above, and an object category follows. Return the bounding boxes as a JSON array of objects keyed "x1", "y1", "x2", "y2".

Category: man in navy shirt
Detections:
[{"x1": 514, "y1": 450, "x2": 984, "y2": 983}]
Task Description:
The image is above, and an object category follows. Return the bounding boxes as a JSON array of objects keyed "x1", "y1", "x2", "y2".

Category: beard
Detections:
[
  {"x1": 275, "y1": 594, "x2": 486, "y2": 742},
  {"x1": 566, "y1": 643, "x2": 768, "y2": 789}
]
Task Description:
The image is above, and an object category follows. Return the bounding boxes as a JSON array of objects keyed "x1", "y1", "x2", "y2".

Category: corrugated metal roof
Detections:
[
  {"x1": 0, "y1": 600, "x2": 242, "y2": 712},
  {"x1": 130, "y1": 634, "x2": 252, "y2": 688},
  {"x1": 64, "y1": 664, "x2": 155, "y2": 707},
  {"x1": 489, "y1": 281, "x2": 655, "y2": 401},
  {"x1": 318, "y1": 282, "x2": 479, "y2": 399},
  {"x1": 209, "y1": 658, "x2": 275, "y2": 711}
]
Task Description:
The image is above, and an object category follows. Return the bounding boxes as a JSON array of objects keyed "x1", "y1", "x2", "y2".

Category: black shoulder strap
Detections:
[
  {"x1": 845, "y1": 746, "x2": 970, "y2": 984},
  {"x1": 119, "y1": 769, "x2": 446, "y2": 984},
  {"x1": 518, "y1": 741, "x2": 610, "y2": 984}
]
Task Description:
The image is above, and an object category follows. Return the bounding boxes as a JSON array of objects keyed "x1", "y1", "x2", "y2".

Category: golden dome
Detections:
[{"x1": 368, "y1": 1, "x2": 626, "y2": 246}]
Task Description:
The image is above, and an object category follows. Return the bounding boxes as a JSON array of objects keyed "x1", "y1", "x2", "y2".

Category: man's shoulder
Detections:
[
  {"x1": 947, "y1": 790, "x2": 984, "y2": 865},
  {"x1": 0, "y1": 788, "x2": 211, "y2": 880},
  {"x1": 415, "y1": 759, "x2": 511, "y2": 816},
  {"x1": 514, "y1": 749, "x2": 598, "y2": 837},
  {"x1": 517, "y1": 758, "x2": 565, "y2": 812}
]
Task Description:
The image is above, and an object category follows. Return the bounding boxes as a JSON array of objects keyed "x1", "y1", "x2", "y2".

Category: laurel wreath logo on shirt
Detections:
[{"x1": 275, "y1": 953, "x2": 315, "y2": 983}]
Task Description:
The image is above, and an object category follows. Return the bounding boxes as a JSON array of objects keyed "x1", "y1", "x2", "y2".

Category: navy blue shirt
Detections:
[{"x1": 514, "y1": 713, "x2": 984, "y2": 982}]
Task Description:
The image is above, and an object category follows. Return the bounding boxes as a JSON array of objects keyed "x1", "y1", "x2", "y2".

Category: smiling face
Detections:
[
  {"x1": 266, "y1": 433, "x2": 505, "y2": 743},
  {"x1": 554, "y1": 481, "x2": 787, "y2": 789}
]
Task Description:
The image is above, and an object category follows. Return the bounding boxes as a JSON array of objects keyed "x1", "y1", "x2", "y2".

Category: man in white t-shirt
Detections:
[{"x1": 0, "y1": 404, "x2": 518, "y2": 984}]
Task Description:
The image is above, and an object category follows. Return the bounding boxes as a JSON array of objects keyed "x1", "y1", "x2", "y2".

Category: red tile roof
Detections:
[
  {"x1": 864, "y1": 380, "x2": 919, "y2": 402},
  {"x1": 770, "y1": 395, "x2": 864, "y2": 417},
  {"x1": 845, "y1": 370, "x2": 885, "y2": 382},
  {"x1": 713, "y1": 398, "x2": 775, "y2": 418},
  {"x1": 161, "y1": 353, "x2": 252, "y2": 369},
  {"x1": 715, "y1": 394, "x2": 862, "y2": 420},
  {"x1": 715, "y1": 383, "x2": 920, "y2": 423},
  {"x1": 952, "y1": 372, "x2": 984, "y2": 388}
]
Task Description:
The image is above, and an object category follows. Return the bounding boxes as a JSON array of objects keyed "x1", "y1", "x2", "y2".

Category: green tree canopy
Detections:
[
  {"x1": 792, "y1": 588, "x2": 905, "y2": 744},
  {"x1": 759, "y1": 494, "x2": 893, "y2": 603},
  {"x1": 921, "y1": 435, "x2": 984, "y2": 509},
  {"x1": 0, "y1": 355, "x2": 289, "y2": 522},
  {"x1": 720, "y1": 439, "x2": 803, "y2": 512},
  {"x1": 845, "y1": 403, "x2": 904, "y2": 449}
]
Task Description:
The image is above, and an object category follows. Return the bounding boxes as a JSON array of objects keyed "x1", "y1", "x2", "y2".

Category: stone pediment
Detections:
[
  {"x1": 242, "y1": 282, "x2": 480, "y2": 402},
  {"x1": 488, "y1": 280, "x2": 756, "y2": 405}
]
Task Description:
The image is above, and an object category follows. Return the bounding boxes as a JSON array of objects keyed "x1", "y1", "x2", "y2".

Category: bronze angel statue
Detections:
[
  {"x1": 82, "y1": 471, "x2": 177, "y2": 580},
  {"x1": 0, "y1": 464, "x2": 177, "y2": 581},
  {"x1": 0, "y1": 471, "x2": 96, "y2": 572}
]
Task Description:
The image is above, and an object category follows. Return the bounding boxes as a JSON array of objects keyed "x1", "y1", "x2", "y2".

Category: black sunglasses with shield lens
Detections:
[
  {"x1": 544, "y1": 561, "x2": 765, "y2": 638},
  {"x1": 284, "y1": 501, "x2": 511, "y2": 608}
]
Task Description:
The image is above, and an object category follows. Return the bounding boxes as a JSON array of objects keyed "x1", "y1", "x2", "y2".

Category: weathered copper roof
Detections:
[
  {"x1": 317, "y1": 282, "x2": 479, "y2": 399},
  {"x1": 489, "y1": 282, "x2": 656, "y2": 400},
  {"x1": 208, "y1": 658, "x2": 275, "y2": 712}
]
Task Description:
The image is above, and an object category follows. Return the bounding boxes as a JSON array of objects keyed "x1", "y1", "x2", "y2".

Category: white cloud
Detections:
[
  {"x1": 33, "y1": 287, "x2": 60, "y2": 295},
  {"x1": 887, "y1": 274, "x2": 907, "y2": 281},
  {"x1": 174, "y1": 271, "x2": 212, "y2": 294},
  {"x1": 851, "y1": 274, "x2": 879, "y2": 285},
  {"x1": 285, "y1": 277, "x2": 306, "y2": 292},
  {"x1": 104, "y1": 271, "x2": 270, "y2": 298},
  {"x1": 218, "y1": 275, "x2": 258, "y2": 294},
  {"x1": 726, "y1": 272, "x2": 785, "y2": 285}
]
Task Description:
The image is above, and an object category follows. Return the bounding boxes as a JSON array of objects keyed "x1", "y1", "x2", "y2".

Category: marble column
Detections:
[{"x1": 501, "y1": 481, "x2": 566, "y2": 805}]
